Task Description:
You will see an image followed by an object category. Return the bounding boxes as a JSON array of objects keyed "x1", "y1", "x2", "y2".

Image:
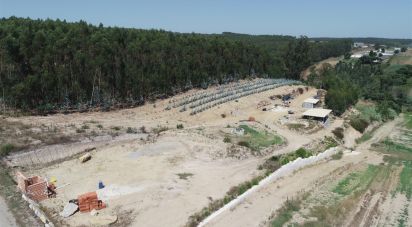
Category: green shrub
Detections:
[
  {"x1": 280, "y1": 156, "x2": 291, "y2": 165},
  {"x1": 0, "y1": 143, "x2": 16, "y2": 157},
  {"x1": 349, "y1": 117, "x2": 369, "y2": 133},
  {"x1": 96, "y1": 124, "x2": 103, "y2": 129},
  {"x1": 238, "y1": 141, "x2": 251, "y2": 148},
  {"x1": 81, "y1": 124, "x2": 89, "y2": 130},
  {"x1": 223, "y1": 136, "x2": 231, "y2": 143},
  {"x1": 332, "y1": 127, "x2": 344, "y2": 140},
  {"x1": 0, "y1": 144, "x2": 15, "y2": 157},
  {"x1": 111, "y1": 126, "x2": 121, "y2": 131},
  {"x1": 126, "y1": 127, "x2": 137, "y2": 134},
  {"x1": 176, "y1": 124, "x2": 184, "y2": 129},
  {"x1": 139, "y1": 126, "x2": 147, "y2": 133},
  {"x1": 295, "y1": 148, "x2": 311, "y2": 158},
  {"x1": 355, "y1": 103, "x2": 382, "y2": 122}
]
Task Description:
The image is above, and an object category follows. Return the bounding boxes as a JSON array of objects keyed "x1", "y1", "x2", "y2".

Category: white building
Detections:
[
  {"x1": 302, "y1": 108, "x2": 332, "y2": 125},
  {"x1": 302, "y1": 98, "x2": 320, "y2": 108}
]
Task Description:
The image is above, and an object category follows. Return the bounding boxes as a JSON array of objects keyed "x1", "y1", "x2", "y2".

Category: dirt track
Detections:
[
  {"x1": 205, "y1": 119, "x2": 399, "y2": 227},
  {"x1": 0, "y1": 196, "x2": 17, "y2": 227}
]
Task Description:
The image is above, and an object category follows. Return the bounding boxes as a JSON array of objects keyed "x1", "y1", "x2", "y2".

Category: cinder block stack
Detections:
[{"x1": 78, "y1": 192, "x2": 106, "y2": 212}]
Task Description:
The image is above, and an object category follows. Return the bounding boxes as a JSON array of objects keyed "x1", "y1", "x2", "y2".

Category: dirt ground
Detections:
[
  {"x1": 205, "y1": 118, "x2": 400, "y2": 227},
  {"x1": 1, "y1": 82, "x2": 345, "y2": 227},
  {"x1": 0, "y1": 196, "x2": 17, "y2": 227}
]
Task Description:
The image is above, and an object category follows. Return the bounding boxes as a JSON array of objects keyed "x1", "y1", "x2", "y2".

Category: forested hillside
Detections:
[
  {"x1": 0, "y1": 17, "x2": 351, "y2": 112},
  {"x1": 308, "y1": 60, "x2": 412, "y2": 116},
  {"x1": 312, "y1": 37, "x2": 412, "y2": 47}
]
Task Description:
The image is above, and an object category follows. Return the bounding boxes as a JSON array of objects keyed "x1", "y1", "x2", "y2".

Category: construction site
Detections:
[{"x1": 1, "y1": 78, "x2": 411, "y2": 227}]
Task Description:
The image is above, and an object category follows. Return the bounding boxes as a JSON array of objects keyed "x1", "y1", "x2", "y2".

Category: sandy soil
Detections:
[
  {"x1": 7, "y1": 83, "x2": 340, "y2": 227},
  {"x1": 205, "y1": 119, "x2": 398, "y2": 227},
  {"x1": 0, "y1": 196, "x2": 17, "y2": 227}
]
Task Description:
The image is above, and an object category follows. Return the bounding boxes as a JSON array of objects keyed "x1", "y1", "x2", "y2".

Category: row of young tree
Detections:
[
  {"x1": 308, "y1": 60, "x2": 412, "y2": 116},
  {"x1": 0, "y1": 17, "x2": 351, "y2": 112}
]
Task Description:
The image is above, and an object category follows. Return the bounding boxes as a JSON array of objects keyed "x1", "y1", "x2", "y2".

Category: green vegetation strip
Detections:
[
  {"x1": 271, "y1": 197, "x2": 305, "y2": 227},
  {"x1": 236, "y1": 125, "x2": 283, "y2": 151},
  {"x1": 404, "y1": 113, "x2": 412, "y2": 129},
  {"x1": 333, "y1": 165, "x2": 380, "y2": 196},
  {"x1": 398, "y1": 161, "x2": 412, "y2": 200},
  {"x1": 383, "y1": 139, "x2": 412, "y2": 154}
]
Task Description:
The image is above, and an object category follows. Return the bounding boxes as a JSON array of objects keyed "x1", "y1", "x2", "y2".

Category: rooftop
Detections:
[
  {"x1": 302, "y1": 108, "x2": 332, "y2": 118},
  {"x1": 303, "y1": 98, "x2": 320, "y2": 104}
]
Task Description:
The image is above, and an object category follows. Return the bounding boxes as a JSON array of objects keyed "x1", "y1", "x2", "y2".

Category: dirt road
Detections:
[
  {"x1": 0, "y1": 196, "x2": 17, "y2": 227},
  {"x1": 205, "y1": 119, "x2": 398, "y2": 227}
]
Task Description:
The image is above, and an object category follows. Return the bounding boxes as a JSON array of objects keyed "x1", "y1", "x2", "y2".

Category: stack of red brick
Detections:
[
  {"x1": 78, "y1": 192, "x2": 106, "y2": 212},
  {"x1": 16, "y1": 172, "x2": 48, "y2": 202}
]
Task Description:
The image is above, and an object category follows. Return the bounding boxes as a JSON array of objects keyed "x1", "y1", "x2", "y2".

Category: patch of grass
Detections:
[
  {"x1": 382, "y1": 139, "x2": 412, "y2": 154},
  {"x1": 260, "y1": 148, "x2": 312, "y2": 174},
  {"x1": 355, "y1": 103, "x2": 382, "y2": 122},
  {"x1": 404, "y1": 113, "x2": 412, "y2": 129},
  {"x1": 177, "y1": 173, "x2": 193, "y2": 180},
  {"x1": 152, "y1": 125, "x2": 169, "y2": 135},
  {"x1": 356, "y1": 131, "x2": 373, "y2": 144},
  {"x1": 349, "y1": 117, "x2": 369, "y2": 133},
  {"x1": 295, "y1": 148, "x2": 312, "y2": 158},
  {"x1": 0, "y1": 143, "x2": 15, "y2": 157},
  {"x1": 96, "y1": 124, "x2": 103, "y2": 129},
  {"x1": 81, "y1": 124, "x2": 90, "y2": 130},
  {"x1": 397, "y1": 161, "x2": 412, "y2": 199},
  {"x1": 333, "y1": 165, "x2": 379, "y2": 196},
  {"x1": 323, "y1": 136, "x2": 338, "y2": 149},
  {"x1": 271, "y1": 198, "x2": 302, "y2": 227},
  {"x1": 237, "y1": 125, "x2": 283, "y2": 151},
  {"x1": 287, "y1": 123, "x2": 305, "y2": 130}
]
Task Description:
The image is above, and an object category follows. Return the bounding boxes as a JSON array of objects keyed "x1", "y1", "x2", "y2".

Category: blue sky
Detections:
[{"x1": 1, "y1": 0, "x2": 411, "y2": 38}]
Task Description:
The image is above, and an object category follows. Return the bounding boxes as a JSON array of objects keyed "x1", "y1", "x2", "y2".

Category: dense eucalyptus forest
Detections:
[{"x1": 0, "y1": 17, "x2": 352, "y2": 112}]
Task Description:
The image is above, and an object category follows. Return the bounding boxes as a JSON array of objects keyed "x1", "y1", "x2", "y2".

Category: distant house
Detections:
[
  {"x1": 350, "y1": 53, "x2": 364, "y2": 59},
  {"x1": 302, "y1": 98, "x2": 320, "y2": 108},
  {"x1": 302, "y1": 108, "x2": 332, "y2": 124},
  {"x1": 353, "y1": 42, "x2": 370, "y2": 48}
]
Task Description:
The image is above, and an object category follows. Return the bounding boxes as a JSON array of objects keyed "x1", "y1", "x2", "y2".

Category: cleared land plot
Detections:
[
  {"x1": 1, "y1": 81, "x2": 340, "y2": 227},
  {"x1": 389, "y1": 49, "x2": 412, "y2": 65}
]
